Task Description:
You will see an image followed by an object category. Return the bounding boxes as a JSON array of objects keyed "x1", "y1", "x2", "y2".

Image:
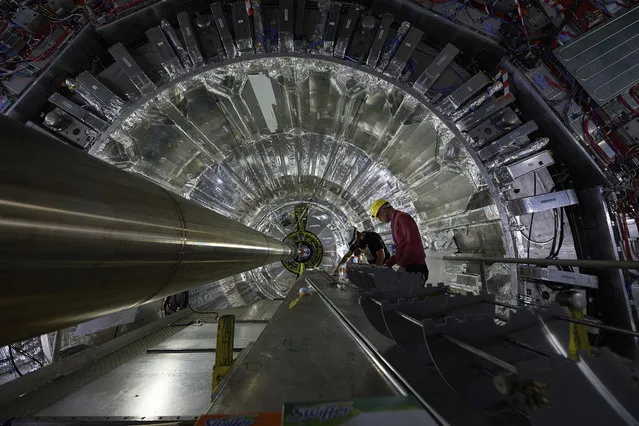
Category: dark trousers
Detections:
[{"x1": 405, "y1": 264, "x2": 429, "y2": 282}]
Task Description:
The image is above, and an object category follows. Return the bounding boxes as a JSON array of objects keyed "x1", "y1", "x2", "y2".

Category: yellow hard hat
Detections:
[{"x1": 370, "y1": 199, "x2": 389, "y2": 219}]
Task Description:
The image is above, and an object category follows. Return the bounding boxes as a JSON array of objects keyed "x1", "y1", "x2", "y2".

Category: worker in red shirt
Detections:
[{"x1": 370, "y1": 199, "x2": 428, "y2": 281}]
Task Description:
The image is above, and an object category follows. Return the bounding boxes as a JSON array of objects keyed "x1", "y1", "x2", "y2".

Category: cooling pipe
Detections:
[{"x1": 0, "y1": 116, "x2": 294, "y2": 346}]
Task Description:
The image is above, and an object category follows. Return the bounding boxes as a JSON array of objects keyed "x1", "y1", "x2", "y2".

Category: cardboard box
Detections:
[
  {"x1": 282, "y1": 396, "x2": 438, "y2": 425},
  {"x1": 195, "y1": 412, "x2": 282, "y2": 426}
]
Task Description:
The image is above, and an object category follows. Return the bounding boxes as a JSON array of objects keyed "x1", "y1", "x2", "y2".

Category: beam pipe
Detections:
[{"x1": 0, "y1": 116, "x2": 294, "y2": 345}]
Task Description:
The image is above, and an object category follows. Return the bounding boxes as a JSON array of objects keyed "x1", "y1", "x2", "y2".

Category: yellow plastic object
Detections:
[
  {"x1": 568, "y1": 309, "x2": 591, "y2": 360},
  {"x1": 289, "y1": 287, "x2": 311, "y2": 310},
  {"x1": 370, "y1": 199, "x2": 389, "y2": 219},
  {"x1": 212, "y1": 314, "x2": 235, "y2": 398},
  {"x1": 289, "y1": 295, "x2": 303, "y2": 310}
]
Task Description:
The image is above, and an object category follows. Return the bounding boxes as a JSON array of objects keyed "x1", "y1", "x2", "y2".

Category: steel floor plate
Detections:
[
  {"x1": 36, "y1": 352, "x2": 216, "y2": 418},
  {"x1": 147, "y1": 323, "x2": 266, "y2": 352},
  {"x1": 206, "y1": 277, "x2": 400, "y2": 414}
]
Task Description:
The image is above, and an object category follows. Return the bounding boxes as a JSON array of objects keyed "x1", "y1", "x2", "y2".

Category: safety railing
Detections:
[{"x1": 442, "y1": 254, "x2": 639, "y2": 338}]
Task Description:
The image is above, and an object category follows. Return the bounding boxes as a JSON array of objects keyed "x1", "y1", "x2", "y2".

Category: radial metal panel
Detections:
[
  {"x1": 477, "y1": 121, "x2": 539, "y2": 161},
  {"x1": 456, "y1": 95, "x2": 514, "y2": 131},
  {"x1": 279, "y1": 0, "x2": 295, "y2": 52},
  {"x1": 194, "y1": 14, "x2": 225, "y2": 61},
  {"x1": 322, "y1": 2, "x2": 342, "y2": 55},
  {"x1": 211, "y1": 2, "x2": 237, "y2": 58},
  {"x1": 505, "y1": 189, "x2": 579, "y2": 216},
  {"x1": 413, "y1": 43, "x2": 460, "y2": 93},
  {"x1": 385, "y1": 27, "x2": 423, "y2": 78},
  {"x1": 108, "y1": 42, "x2": 156, "y2": 94},
  {"x1": 75, "y1": 71, "x2": 124, "y2": 118},
  {"x1": 178, "y1": 12, "x2": 205, "y2": 67},
  {"x1": 294, "y1": 0, "x2": 305, "y2": 39},
  {"x1": 145, "y1": 26, "x2": 185, "y2": 79},
  {"x1": 445, "y1": 72, "x2": 490, "y2": 109},
  {"x1": 366, "y1": 13, "x2": 393, "y2": 68},
  {"x1": 160, "y1": 19, "x2": 192, "y2": 70},
  {"x1": 553, "y1": 6, "x2": 639, "y2": 105},
  {"x1": 231, "y1": 1, "x2": 253, "y2": 54},
  {"x1": 493, "y1": 150, "x2": 555, "y2": 184},
  {"x1": 334, "y1": 5, "x2": 360, "y2": 59},
  {"x1": 518, "y1": 265, "x2": 598, "y2": 289}
]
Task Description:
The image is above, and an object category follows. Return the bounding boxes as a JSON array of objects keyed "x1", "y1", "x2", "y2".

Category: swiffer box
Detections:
[
  {"x1": 195, "y1": 412, "x2": 282, "y2": 426},
  {"x1": 282, "y1": 396, "x2": 438, "y2": 425}
]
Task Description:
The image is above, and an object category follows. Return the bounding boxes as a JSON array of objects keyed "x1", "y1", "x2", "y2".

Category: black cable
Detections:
[
  {"x1": 547, "y1": 207, "x2": 565, "y2": 259},
  {"x1": 187, "y1": 302, "x2": 219, "y2": 320},
  {"x1": 527, "y1": 213, "x2": 534, "y2": 259},
  {"x1": 526, "y1": 172, "x2": 537, "y2": 259},
  {"x1": 546, "y1": 208, "x2": 559, "y2": 257},
  {"x1": 8, "y1": 346, "x2": 23, "y2": 377},
  {"x1": 9, "y1": 345, "x2": 44, "y2": 367},
  {"x1": 554, "y1": 208, "x2": 565, "y2": 258},
  {"x1": 519, "y1": 226, "x2": 555, "y2": 244}
]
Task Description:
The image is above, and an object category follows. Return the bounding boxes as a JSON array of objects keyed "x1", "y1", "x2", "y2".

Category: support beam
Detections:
[{"x1": 0, "y1": 116, "x2": 293, "y2": 346}]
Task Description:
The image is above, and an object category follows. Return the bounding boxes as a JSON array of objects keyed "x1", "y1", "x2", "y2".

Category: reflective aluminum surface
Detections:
[{"x1": 90, "y1": 56, "x2": 502, "y2": 296}]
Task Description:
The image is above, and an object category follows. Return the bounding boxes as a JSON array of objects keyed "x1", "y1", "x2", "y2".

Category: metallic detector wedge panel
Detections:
[
  {"x1": 194, "y1": 15, "x2": 225, "y2": 61},
  {"x1": 146, "y1": 26, "x2": 185, "y2": 79},
  {"x1": 478, "y1": 120, "x2": 539, "y2": 161},
  {"x1": 467, "y1": 109, "x2": 522, "y2": 148},
  {"x1": 494, "y1": 150, "x2": 555, "y2": 184},
  {"x1": 294, "y1": 0, "x2": 305, "y2": 40},
  {"x1": 444, "y1": 72, "x2": 490, "y2": 110},
  {"x1": 211, "y1": 2, "x2": 237, "y2": 59},
  {"x1": 506, "y1": 189, "x2": 579, "y2": 216},
  {"x1": 456, "y1": 95, "x2": 515, "y2": 131},
  {"x1": 334, "y1": 5, "x2": 361, "y2": 59},
  {"x1": 160, "y1": 19, "x2": 192, "y2": 70},
  {"x1": 178, "y1": 12, "x2": 205, "y2": 67},
  {"x1": 323, "y1": 2, "x2": 342, "y2": 55},
  {"x1": 279, "y1": 0, "x2": 295, "y2": 52},
  {"x1": 553, "y1": 6, "x2": 639, "y2": 105},
  {"x1": 48, "y1": 93, "x2": 108, "y2": 131},
  {"x1": 279, "y1": 0, "x2": 295, "y2": 33},
  {"x1": 366, "y1": 13, "x2": 393, "y2": 68},
  {"x1": 385, "y1": 27, "x2": 423, "y2": 78},
  {"x1": 75, "y1": 72, "x2": 124, "y2": 119},
  {"x1": 231, "y1": 1, "x2": 253, "y2": 54},
  {"x1": 108, "y1": 42, "x2": 156, "y2": 94},
  {"x1": 376, "y1": 21, "x2": 410, "y2": 72},
  {"x1": 519, "y1": 265, "x2": 599, "y2": 289},
  {"x1": 413, "y1": 43, "x2": 460, "y2": 93}
]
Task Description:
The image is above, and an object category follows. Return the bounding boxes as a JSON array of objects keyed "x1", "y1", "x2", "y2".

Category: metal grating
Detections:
[{"x1": 553, "y1": 5, "x2": 639, "y2": 105}]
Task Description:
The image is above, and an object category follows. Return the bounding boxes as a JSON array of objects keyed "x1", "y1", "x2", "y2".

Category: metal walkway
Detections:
[
  {"x1": 206, "y1": 271, "x2": 491, "y2": 425},
  {"x1": 0, "y1": 301, "x2": 280, "y2": 422},
  {"x1": 206, "y1": 275, "x2": 408, "y2": 415}
]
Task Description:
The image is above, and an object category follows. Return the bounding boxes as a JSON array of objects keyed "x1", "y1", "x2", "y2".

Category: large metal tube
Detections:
[{"x1": 0, "y1": 116, "x2": 294, "y2": 345}]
